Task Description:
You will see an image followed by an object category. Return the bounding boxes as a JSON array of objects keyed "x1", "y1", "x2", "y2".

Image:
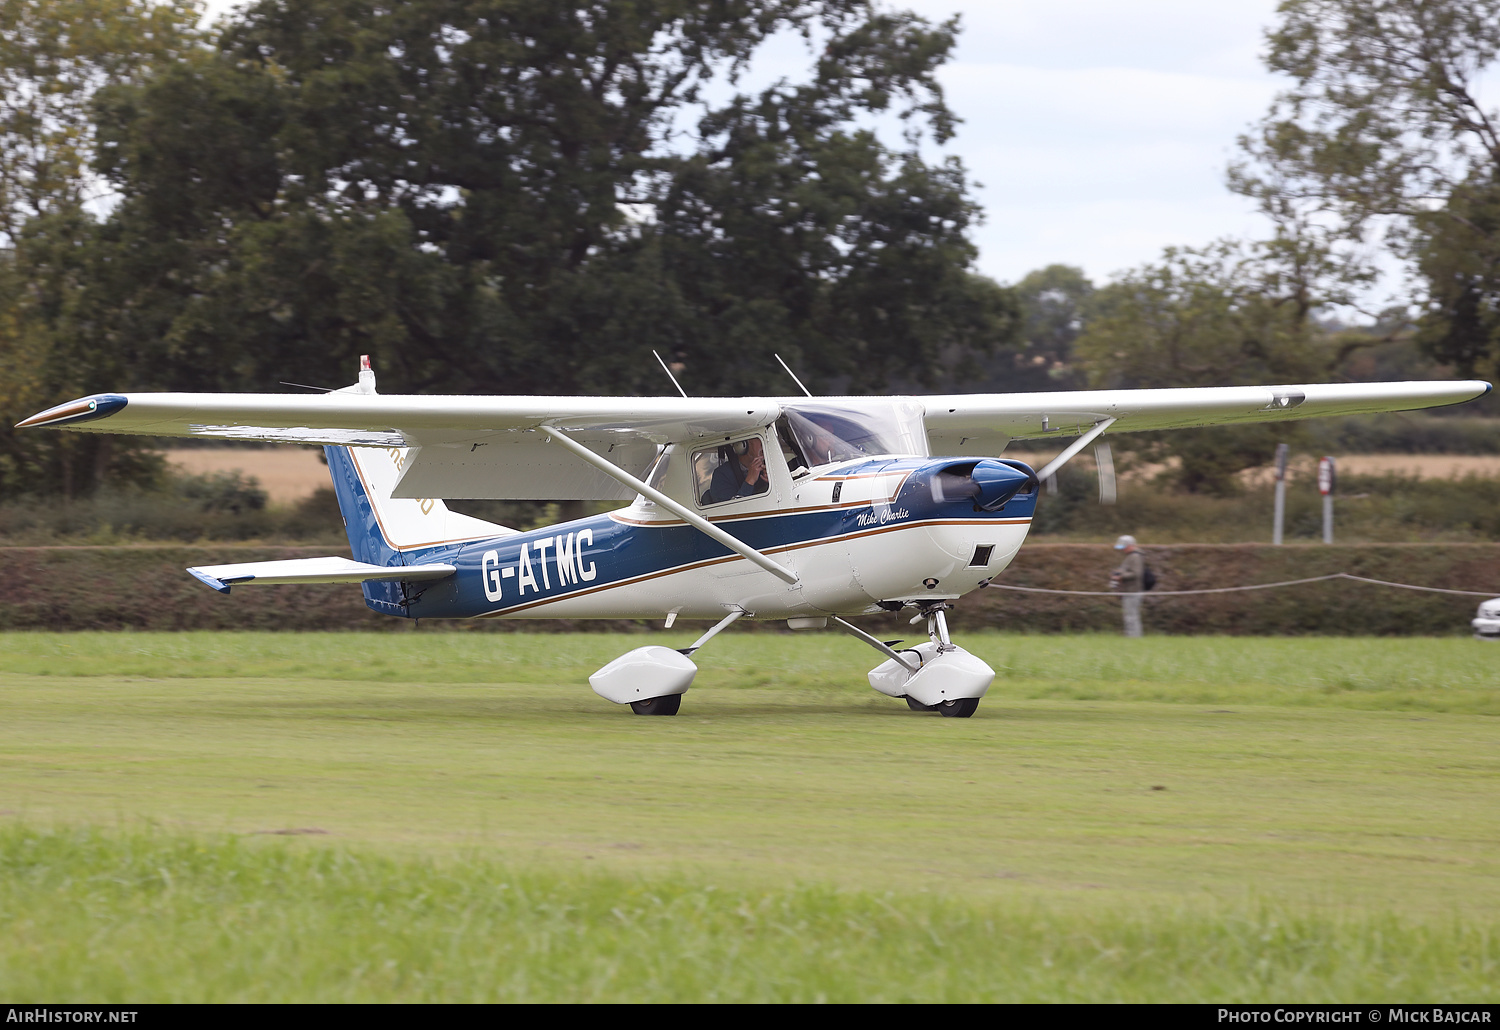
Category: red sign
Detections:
[{"x1": 1318, "y1": 456, "x2": 1335, "y2": 496}]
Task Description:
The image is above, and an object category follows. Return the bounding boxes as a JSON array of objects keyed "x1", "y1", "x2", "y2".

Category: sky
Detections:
[
  {"x1": 899, "y1": 0, "x2": 1284, "y2": 286},
  {"x1": 200, "y1": 0, "x2": 1287, "y2": 288}
]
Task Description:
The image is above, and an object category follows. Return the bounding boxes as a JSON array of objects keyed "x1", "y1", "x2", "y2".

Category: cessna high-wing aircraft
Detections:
[{"x1": 19, "y1": 361, "x2": 1491, "y2": 717}]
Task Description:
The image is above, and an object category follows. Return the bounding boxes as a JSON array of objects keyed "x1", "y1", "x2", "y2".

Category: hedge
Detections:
[
  {"x1": 944, "y1": 542, "x2": 1500, "y2": 637},
  {"x1": 1, "y1": 544, "x2": 1496, "y2": 636}
]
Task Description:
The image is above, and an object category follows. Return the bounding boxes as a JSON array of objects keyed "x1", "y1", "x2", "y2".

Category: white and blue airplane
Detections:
[{"x1": 19, "y1": 359, "x2": 1491, "y2": 717}]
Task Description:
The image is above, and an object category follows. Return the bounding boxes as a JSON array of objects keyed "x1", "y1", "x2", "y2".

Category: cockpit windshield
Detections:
[{"x1": 777, "y1": 405, "x2": 909, "y2": 472}]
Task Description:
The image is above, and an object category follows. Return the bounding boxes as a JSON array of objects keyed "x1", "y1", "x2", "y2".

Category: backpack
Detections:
[{"x1": 1142, "y1": 566, "x2": 1156, "y2": 591}]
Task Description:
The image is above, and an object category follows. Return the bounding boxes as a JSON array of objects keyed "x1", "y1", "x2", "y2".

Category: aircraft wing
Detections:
[
  {"x1": 16, "y1": 392, "x2": 777, "y2": 444},
  {"x1": 19, "y1": 379, "x2": 1491, "y2": 497},
  {"x1": 920, "y1": 380, "x2": 1492, "y2": 454},
  {"x1": 22, "y1": 380, "x2": 1488, "y2": 442}
]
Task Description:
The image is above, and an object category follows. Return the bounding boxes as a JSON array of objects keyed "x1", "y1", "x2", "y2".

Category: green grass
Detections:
[
  {"x1": 4, "y1": 630, "x2": 1496, "y2": 709},
  {"x1": 3, "y1": 825, "x2": 1495, "y2": 1002},
  {"x1": 1, "y1": 631, "x2": 1497, "y2": 1000}
]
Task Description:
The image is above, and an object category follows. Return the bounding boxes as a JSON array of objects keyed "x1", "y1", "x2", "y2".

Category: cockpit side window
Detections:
[{"x1": 693, "y1": 436, "x2": 770, "y2": 507}]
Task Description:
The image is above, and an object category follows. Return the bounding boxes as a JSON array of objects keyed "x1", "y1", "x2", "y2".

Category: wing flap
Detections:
[
  {"x1": 391, "y1": 435, "x2": 660, "y2": 500},
  {"x1": 186, "y1": 556, "x2": 456, "y2": 594}
]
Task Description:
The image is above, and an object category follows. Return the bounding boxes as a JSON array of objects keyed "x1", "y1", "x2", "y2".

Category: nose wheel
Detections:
[
  {"x1": 629, "y1": 695, "x2": 681, "y2": 716},
  {"x1": 937, "y1": 697, "x2": 979, "y2": 718}
]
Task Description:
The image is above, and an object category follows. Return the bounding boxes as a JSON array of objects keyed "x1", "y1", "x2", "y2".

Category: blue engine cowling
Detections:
[{"x1": 914, "y1": 458, "x2": 1038, "y2": 512}]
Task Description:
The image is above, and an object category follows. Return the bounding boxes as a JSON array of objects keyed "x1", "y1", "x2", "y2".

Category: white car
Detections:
[{"x1": 1473, "y1": 598, "x2": 1500, "y2": 641}]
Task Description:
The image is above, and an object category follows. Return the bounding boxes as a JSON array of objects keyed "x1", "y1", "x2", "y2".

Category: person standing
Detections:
[{"x1": 1110, "y1": 534, "x2": 1145, "y2": 637}]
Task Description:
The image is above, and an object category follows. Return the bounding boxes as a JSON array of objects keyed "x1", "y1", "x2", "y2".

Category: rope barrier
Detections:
[{"x1": 980, "y1": 573, "x2": 1497, "y2": 599}]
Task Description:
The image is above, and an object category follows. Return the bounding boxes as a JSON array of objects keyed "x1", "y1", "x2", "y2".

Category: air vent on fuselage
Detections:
[{"x1": 969, "y1": 544, "x2": 994, "y2": 568}]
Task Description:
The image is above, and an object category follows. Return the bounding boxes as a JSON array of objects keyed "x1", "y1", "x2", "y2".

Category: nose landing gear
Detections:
[{"x1": 835, "y1": 605, "x2": 994, "y2": 718}]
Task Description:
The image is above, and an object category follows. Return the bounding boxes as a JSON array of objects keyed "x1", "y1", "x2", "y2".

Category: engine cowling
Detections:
[{"x1": 929, "y1": 458, "x2": 1037, "y2": 511}]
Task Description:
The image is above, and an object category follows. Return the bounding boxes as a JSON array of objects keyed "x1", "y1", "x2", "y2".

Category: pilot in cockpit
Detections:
[{"x1": 703, "y1": 437, "x2": 769, "y2": 504}]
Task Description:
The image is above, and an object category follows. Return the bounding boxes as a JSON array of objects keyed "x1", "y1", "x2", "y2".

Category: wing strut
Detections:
[
  {"x1": 1034, "y1": 418, "x2": 1117, "y2": 483},
  {"x1": 540, "y1": 426, "x2": 800, "y2": 586}
]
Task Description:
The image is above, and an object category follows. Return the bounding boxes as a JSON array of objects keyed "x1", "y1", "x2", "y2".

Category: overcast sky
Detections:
[
  {"x1": 888, "y1": 0, "x2": 1285, "y2": 286},
  {"x1": 201, "y1": 0, "x2": 1286, "y2": 288}
]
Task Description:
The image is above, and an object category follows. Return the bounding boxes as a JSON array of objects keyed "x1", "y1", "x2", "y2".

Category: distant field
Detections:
[
  {"x1": 2, "y1": 631, "x2": 1496, "y2": 1001},
  {"x1": 165, "y1": 447, "x2": 328, "y2": 505},
  {"x1": 1301, "y1": 454, "x2": 1500, "y2": 479}
]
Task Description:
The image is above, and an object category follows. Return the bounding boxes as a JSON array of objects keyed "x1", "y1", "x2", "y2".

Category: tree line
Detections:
[{"x1": 1, "y1": 0, "x2": 1495, "y2": 501}]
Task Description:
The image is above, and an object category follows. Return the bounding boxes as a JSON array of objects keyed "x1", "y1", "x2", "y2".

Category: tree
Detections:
[
  {"x1": 1412, "y1": 177, "x2": 1500, "y2": 380},
  {"x1": 1233, "y1": 0, "x2": 1500, "y2": 381},
  {"x1": 1074, "y1": 240, "x2": 1367, "y2": 493},
  {"x1": 1008, "y1": 264, "x2": 1092, "y2": 391},
  {"x1": 61, "y1": 0, "x2": 1016, "y2": 401},
  {"x1": 0, "y1": 0, "x2": 200, "y2": 499},
  {"x1": 0, "y1": 0, "x2": 202, "y2": 244}
]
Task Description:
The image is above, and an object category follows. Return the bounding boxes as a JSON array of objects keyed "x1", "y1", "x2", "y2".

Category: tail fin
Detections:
[
  {"x1": 324, "y1": 444, "x2": 509, "y2": 616},
  {"x1": 318, "y1": 357, "x2": 511, "y2": 618},
  {"x1": 319, "y1": 356, "x2": 512, "y2": 568},
  {"x1": 324, "y1": 444, "x2": 513, "y2": 566}
]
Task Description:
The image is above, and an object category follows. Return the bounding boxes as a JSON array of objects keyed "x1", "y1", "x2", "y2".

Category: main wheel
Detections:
[
  {"x1": 630, "y1": 694, "x2": 682, "y2": 716},
  {"x1": 905, "y1": 697, "x2": 938, "y2": 712},
  {"x1": 938, "y1": 697, "x2": 980, "y2": 718}
]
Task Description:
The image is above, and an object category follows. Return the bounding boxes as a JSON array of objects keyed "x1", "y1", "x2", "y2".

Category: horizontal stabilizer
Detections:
[{"x1": 186, "y1": 556, "x2": 456, "y2": 594}]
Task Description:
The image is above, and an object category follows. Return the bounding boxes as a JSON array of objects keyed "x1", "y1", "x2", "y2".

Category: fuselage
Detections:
[{"x1": 346, "y1": 455, "x2": 1037, "y2": 622}]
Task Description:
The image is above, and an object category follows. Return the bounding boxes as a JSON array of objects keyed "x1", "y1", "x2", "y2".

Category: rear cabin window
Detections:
[{"x1": 693, "y1": 437, "x2": 770, "y2": 507}]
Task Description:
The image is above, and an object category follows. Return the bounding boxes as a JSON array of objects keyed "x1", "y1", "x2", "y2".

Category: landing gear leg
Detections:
[{"x1": 925, "y1": 607, "x2": 980, "y2": 717}]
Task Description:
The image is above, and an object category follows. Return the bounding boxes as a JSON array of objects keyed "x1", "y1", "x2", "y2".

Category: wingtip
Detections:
[{"x1": 16, "y1": 393, "x2": 127, "y2": 429}]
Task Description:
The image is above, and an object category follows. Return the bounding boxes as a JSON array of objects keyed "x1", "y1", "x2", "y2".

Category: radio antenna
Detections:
[
  {"x1": 774, "y1": 353, "x2": 813, "y2": 397},
  {"x1": 653, "y1": 350, "x2": 688, "y2": 398}
]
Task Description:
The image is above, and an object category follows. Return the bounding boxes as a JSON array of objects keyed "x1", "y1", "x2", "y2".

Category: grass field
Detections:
[{"x1": 1, "y1": 631, "x2": 1497, "y2": 1001}]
